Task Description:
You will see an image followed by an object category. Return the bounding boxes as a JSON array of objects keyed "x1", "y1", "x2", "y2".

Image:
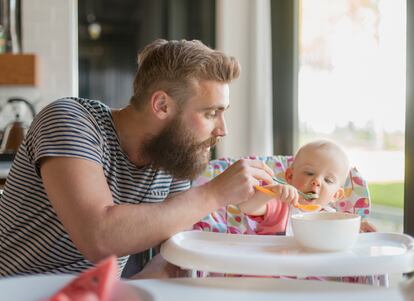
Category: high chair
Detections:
[
  {"x1": 192, "y1": 155, "x2": 371, "y2": 234},
  {"x1": 189, "y1": 155, "x2": 387, "y2": 286}
]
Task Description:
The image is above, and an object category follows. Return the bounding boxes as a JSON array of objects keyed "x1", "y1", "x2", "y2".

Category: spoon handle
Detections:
[
  {"x1": 254, "y1": 185, "x2": 320, "y2": 212},
  {"x1": 271, "y1": 177, "x2": 318, "y2": 200}
]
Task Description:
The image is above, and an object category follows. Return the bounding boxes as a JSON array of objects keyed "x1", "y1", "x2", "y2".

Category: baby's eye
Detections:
[
  {"x1": 325, "y1": 178, "x2": 334, "y2": 184},
  {"x1": 304, "y1": 171, "x2": 314, "y2": 176}
]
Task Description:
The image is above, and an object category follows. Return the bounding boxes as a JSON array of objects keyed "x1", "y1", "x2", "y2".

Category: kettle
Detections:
[{"x1": 0, "y1": 98, "x2": 36, "y2": 154}]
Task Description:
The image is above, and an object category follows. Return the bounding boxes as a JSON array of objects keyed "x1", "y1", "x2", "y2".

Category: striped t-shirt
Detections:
[{"x1": 0, "y1": 97, "x2": 191, "y2": 277}]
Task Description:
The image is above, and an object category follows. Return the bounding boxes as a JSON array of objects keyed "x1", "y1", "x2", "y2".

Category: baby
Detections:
[
  {"x1": 192, "y1": 139, "x2": 379, "y2": 284},
  {"x1": 238, "y1": 139, "x2": 375, "y2": 233}
]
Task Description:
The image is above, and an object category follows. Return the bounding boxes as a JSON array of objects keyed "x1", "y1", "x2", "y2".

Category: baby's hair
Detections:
[{"x1": 294, "y1": 139, "x2": 350, "y2": 185}]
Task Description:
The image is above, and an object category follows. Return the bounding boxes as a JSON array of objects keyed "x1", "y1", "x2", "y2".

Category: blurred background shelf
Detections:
[{"x1": 0, "y1": 54, "x2": 37, "y2": 85}]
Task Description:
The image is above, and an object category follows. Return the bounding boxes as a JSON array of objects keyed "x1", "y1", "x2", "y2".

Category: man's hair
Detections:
[{"x1": 130, "y1": 39, "x2": 241, "y2": 110}]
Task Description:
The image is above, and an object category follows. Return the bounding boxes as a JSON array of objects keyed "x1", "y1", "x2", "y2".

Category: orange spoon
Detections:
[{"x1": 254, "y1": 185, "x2": 321, "y2": 212}]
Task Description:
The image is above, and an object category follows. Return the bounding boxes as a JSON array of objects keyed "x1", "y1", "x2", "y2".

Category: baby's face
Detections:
[{"x1": 286, "y1": 148, "x2": 348, "y2": 206}]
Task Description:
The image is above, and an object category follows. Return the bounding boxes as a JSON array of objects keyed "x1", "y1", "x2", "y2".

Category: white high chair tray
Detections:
[
  {"x1": 130, "y1": 278, "x2": 404, "y2": 301},
  {"x1": 0, "y1": 275, "x2": 404, "y2": 301},
  {"x1": 160, "y1": 231, "x2": 414, "y2": 277}
]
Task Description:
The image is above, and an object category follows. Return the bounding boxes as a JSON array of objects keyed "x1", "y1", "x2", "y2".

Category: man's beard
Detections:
[{"x1": 142, "y1": 116, "x2": 218, "y2": 180}]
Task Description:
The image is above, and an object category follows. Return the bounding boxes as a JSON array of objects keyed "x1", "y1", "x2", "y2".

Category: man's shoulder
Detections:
[
  {"x1": 37, "y1": 97, "x2": 110, "y2": 122},
  {"x1": 28, "y1": 97, "x2": 111, "y2": 138},
  {"x1": 48, "y1": 97, "x2": 108, "y2": 111}
]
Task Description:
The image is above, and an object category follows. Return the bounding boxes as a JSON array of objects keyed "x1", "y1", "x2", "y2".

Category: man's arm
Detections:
[{"x1": 41, "y1": 157, "x2": 274, "y2": 263}]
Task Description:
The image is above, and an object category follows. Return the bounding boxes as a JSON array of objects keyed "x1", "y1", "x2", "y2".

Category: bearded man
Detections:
[{"x1": 0, "y1": 39, "x2": 275, "y2": 277}]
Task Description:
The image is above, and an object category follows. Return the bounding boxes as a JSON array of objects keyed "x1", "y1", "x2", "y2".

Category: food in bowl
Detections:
[{"x1": 291, "y1": 212, "x2": 361, "y2": 251}]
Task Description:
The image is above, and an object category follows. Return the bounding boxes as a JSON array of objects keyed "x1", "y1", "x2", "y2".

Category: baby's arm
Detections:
[{"x1": 238, "y1": 192, "x2": 270, "y2": 216}]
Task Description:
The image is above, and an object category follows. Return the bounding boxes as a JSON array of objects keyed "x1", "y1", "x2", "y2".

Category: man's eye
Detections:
[{"x1": 205, "y1": 111, "x2": 217, "y2": 118}]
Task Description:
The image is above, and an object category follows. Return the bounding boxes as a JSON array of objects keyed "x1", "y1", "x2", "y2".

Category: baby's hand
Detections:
[
  {"x1": 239, "y1": 184, "x2": 300, "y2": 216},
  {"x1": 266, "y1": 184, "x2": 300, "y2": 207},
  {"x1": 360, "y1": 219, "x2": 377, "y2": 232}
]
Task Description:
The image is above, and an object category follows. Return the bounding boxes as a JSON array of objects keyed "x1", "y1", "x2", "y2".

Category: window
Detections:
[{"x1": 298, "y1": 0, "x2": 406, "y2": 232}]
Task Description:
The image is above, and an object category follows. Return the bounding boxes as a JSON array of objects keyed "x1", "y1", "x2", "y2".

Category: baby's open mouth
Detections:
[{"x1": 303, "y1": 190, "x2": 319, "y2": 201}]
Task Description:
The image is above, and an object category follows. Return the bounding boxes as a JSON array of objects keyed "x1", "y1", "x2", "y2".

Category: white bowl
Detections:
[{"x1": 291, "y1": 212, "x2": 361, "y2": 251}]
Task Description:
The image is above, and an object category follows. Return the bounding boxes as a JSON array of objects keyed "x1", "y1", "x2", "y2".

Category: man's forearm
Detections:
[{"x1": 93, "y1": 185, "x2": 217, "y2": 261}]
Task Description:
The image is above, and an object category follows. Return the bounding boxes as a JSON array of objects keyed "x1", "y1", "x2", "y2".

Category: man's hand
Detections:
[{"x1": 202, "y1": 159, "x2": 275, "y2": 208}]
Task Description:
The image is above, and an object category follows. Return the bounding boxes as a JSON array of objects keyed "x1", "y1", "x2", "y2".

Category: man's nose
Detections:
[{"x1": 213, "y1": 116, "x2": 227, "y2": 137}]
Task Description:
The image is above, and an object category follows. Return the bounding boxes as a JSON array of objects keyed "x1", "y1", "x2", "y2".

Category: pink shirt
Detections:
[
  {"x1": 248, "y1": 200, "x2": 290, "y2": 235},
  {"x1": 193, "y1": 199, "x2": 289, "y2": 235}
]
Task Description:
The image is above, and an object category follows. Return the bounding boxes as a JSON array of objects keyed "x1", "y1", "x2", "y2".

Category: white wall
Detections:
[
  {"x1": 215, "y1": 0, "x2": 273, "y2": 158},
  {"x1": 0, "y1": 0, "x2": 78, "y2": 128}
]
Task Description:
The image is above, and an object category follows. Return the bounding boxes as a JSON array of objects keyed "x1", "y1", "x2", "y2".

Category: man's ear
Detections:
[
  {"x1": 150, "y1": 91, "x2": 175, "y2": 120},
  {"x1": 285, "y1": 167, "x2": 293, "y2": 184},
  {"x1": 333, "y1": 187, "x2": 345, "y2": 201}
]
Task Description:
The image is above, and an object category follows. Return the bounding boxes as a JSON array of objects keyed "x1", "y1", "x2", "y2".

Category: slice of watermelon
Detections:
[{"x1": 47, "y1": 255, "x2": 119, "y2": 301}]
